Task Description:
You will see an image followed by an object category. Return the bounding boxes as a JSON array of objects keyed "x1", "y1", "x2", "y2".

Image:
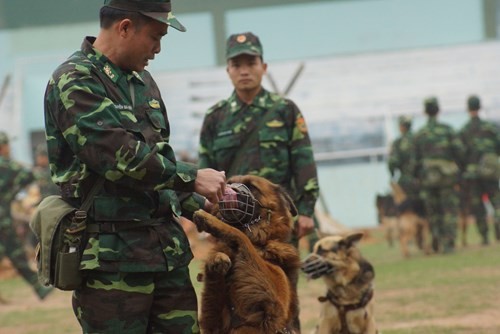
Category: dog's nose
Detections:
[{"x1": 301, "y1": 253, "x2": 334, "y2": 279}]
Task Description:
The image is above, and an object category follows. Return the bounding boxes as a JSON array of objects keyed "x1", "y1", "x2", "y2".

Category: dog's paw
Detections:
[
  {"x1": 193, "y1": 210, "x2": 211, "y2": 233},
  {"x1": 206, "y1": 252, "x2": 231, "y2": 275}
]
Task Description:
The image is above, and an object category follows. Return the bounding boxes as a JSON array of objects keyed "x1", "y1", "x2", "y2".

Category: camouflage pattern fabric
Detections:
[
  {"x1": 411, "y1": 116, "x2": 465, "y2": 252},
  {"x1": 388, "y1": 131, "x2": 418, "y2": 198},
  {"x1": 0, "y1": 156, "x2": 52, "y2": 299},
  {"x1": 459, "y1": 116, "x2": 500, "y2": 242},
  {"x1": 198, "y1": 88, "x2": 319, "y2": 218},
  {"x1": 44, "y1": 37, "x2": 201, "y2": 332},
  {"x1": 73, "y1": 267, "x2": 199, "y2": 333}
]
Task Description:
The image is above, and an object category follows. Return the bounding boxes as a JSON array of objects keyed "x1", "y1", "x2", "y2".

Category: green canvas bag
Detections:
[
  {"x1": 477, "y1": 153, "x2": 500, "y2": 180},
  {"x1": 30, "y1": 195, "x2": 83, "y2": 290},
  {"x1": 29, "y1": 177, "x2": 104, "y2": 291},
  {"x1": 421, "y1": 159, "x2": 459, "y2": 188}
]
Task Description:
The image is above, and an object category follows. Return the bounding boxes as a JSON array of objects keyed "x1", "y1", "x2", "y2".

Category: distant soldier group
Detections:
[{"x1": 388, "y1": 95, "x2": 500, "y2": 253}]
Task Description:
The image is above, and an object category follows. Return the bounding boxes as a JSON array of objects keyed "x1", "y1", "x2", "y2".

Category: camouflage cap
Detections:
[
  {"x1": 467, "y1": 95, "x2": 480, "y2": 111},
  {"x1": 0, "y1": 131, "x2": 8, "y2": 145},
  {"x1": 226, "y1": 32, "x2": 263, "y2": 60},
  {"x1": 423, "y1": 96, "x2": 439, "y2": 114},
  {"x1": 103, "y1": 0, "x2": 186, "y2": 32},
  {"x1": 398, "y1": 115, "x2": 412, "y2": 126}
]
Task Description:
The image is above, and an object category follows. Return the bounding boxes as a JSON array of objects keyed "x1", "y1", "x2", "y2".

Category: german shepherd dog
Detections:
[
  {"x1": 302, "y1": 233, "x2": 377, "y2": 334},
  {"x1": 192, "y1": 175, "x2": 301, "y2": 334},
  {"x1": 376, "y1": 183, "x2": 431, "y2": 257},
  {"x1": 390, "y1": 182, "x2": 431, "y2": 257}
]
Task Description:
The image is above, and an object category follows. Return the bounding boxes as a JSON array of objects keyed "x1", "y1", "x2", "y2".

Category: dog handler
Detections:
[{"x1": 43, "y1": 1, "x2": 226, "y2": 332}]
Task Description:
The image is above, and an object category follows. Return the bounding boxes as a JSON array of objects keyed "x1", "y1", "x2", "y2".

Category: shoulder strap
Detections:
[
  {"x1": 79, "y1": 176, "x2": 106, "y2": 212},
  {"x1": 227, "y1": 99, "x2": 283, "y2": 177}
]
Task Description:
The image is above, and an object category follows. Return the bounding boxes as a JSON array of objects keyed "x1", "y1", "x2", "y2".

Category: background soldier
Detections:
[
  {"x1": 388, "y1": 115, "x2": 418, "y2": 199},
  {"x1": 459, "y1": 95, "x2": 500, "y2": 244},
  {"x1": 43, "y1": 1, "x2": 226, "y2": 332},
  {"x1": 198, "y1": 31, "x2": 320, "y2": 332},
  {"x1": 0, "y1": 131, "x2": 53, "y2": 300},
  {"x1": 411, "y1": 97, "x2": 465, "y2": 253}
]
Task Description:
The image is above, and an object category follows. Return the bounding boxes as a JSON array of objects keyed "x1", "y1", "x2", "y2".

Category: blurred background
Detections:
[{"x1": 1, "y1": 0, "x2": 499, "y2": 229}]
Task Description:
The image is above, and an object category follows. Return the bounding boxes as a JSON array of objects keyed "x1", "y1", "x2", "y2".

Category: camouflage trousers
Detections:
[
  {"x1": 73, "y1": 266, "x2": 200, "y2": 334},
  {"x1": 0, "y1": 222, "x2": 49, "y2": 298},
  {"x1": 461, "y1": 180, "x2": 500, "y2": 242},
  {"x1": 420, "y1": 186, "x2": 460, "y2": 252}
]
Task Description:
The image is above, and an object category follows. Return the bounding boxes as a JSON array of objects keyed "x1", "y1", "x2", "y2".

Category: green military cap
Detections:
[
  {"x1": 103, "y1": 0, "x2": 186, "y2": 32},
  {"x1": 424, "y1": 96, "x2": 439, "y2": 114},
  {"x1": 0, "y1": 131, "x2": 8, "y2": 145},
  {"x1": 467, "y1": 95, "x2": 480, "y2": 111},
  {"x1": 398, "y1": 115, "x2": 412, "y2": 126},
  {"x1": 226, "y1": 32, "x2": 263, "y2": 60}
]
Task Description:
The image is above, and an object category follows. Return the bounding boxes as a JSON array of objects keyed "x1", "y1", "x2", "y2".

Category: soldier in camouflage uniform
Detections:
[
  {"x1": 198, "y1": 31, "x2": 320, "y2": 333},
  {"x1": 0, "y1": 132, "x2": 53, "y2": 300},
  {"x1": 459, "y1": 95, "x2": 500, "y2": 244},
  {"x1": 43, "y1": 1, "x2": 226, "y2": 333},
  {"x1": 388, "y1": 115, "x2": 418, "y2": 198},
  {"x1": 411, "y1": 97, "x2": 465, "y2": 253}
]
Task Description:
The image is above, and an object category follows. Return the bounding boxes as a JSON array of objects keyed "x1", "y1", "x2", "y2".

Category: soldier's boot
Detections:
[
  {"x1": 481, "y1": 234, "x2": 489, "y2": 246},
  {"x1": 34, "y1": 283, "x2": 54, "y2": 300}
]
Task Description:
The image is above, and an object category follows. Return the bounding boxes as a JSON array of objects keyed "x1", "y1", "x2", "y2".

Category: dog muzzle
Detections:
[
  {"x1": 218, "y1": 183, "x2": 262, "y2": 228},
  {"x1": 301, "y1": 253, "x2": 334, "y2": 279}
]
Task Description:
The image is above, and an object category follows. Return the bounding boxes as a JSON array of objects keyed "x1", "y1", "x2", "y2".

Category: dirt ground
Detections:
[{"x1": 1, "y1": 226, "x2": 500, "y2": 333}]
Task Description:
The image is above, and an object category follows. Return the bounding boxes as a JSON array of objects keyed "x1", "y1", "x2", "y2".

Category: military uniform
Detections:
[
  {"x1": 44, "y1": 2, "x2": 201, "y2": 332},
  {"x1": 199, "y1": 89, "x2": 319, "y2": 218},
  {"x1": 388, "y1": 116, "x2": 417, "y2": 198},
  {"x1": 411, "y1": 97, "x2": 465, "y2": 253},
  {"x1": 0, "y1": 133, "x2": 53, "y2": 300},
  {"x1": 459, "y1": 96, "x2": 500, "y2": 244},
  {"x1": 198, "y1": 32, "x2": 319, "y2": 333}
]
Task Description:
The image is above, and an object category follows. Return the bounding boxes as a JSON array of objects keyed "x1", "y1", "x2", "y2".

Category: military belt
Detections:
[{"x1": 87, "y1": 217, "x2": 167, "y2": 233}]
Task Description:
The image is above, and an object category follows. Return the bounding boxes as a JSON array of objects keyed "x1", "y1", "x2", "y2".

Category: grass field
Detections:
[{"x1": 0, "y1": 226, "x2": 499, "y2": 333}]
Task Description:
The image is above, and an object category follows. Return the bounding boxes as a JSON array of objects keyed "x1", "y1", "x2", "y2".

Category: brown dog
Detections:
[
  {"x1": 192, "y1": 175, "x2": 301, "y2": 334},
  {"x1": 302, "y1": 233, "x2": 378, "y2": 334}
]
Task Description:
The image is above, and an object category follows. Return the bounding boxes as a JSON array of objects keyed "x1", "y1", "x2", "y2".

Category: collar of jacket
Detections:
[
  {"x1": 227, "y1": 87, "x2": 272, "y2": 114},
  {"x1": 81, "y1": 36, "x2": 145, "y2": 86}
]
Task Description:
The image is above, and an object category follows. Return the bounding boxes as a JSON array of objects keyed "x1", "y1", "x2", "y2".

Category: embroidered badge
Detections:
[
  {"x1": 236, "y1": 34, "x2": 247, "y2": 43},
  {"x1": 266, "y1": 120, "x2": 284, "y2": 128},
  {"x1": 296, "y1": 116, "x2": 308, "y2": 134},
  {"x1": 149, "y1": 99, "x2": 160, "y2": 109},
  {"x1": 103, "y1": 64, "x2": 115, "y2": 79}
]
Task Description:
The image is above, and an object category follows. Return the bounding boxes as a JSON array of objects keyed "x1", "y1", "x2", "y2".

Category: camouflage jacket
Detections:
[
  {"x1": 411, "y1": 116, "x2": 465, "y2": 181},
  {"x1": 198, "y1": 88, "x2": 319, "y2": 217},
  {"x1": 44, "y1": 37, "x2": 203, "y2": 272},
  {"x1": 388, "y1": 131, "x2": 413, "y2": 180},
  {"x1": 459, "y1": 116, "x2": 500, "y2": 180},
  {"x1": 0, "y1": 156, "x2": 35, "y2": 227}
]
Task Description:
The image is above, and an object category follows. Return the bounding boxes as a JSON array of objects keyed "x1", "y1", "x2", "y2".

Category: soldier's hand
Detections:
[
  {"x1": 296, "y1": 215, "x2": 315, "y2": 239},
  {"x1": 195, "y1": 169, "x2": 226, "y2": 204}
]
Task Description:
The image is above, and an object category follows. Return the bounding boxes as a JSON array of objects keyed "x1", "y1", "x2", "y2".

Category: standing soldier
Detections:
[
  {"x1": 411, "y1": 97, "x2": 465, "y2": 253},
  {"x1": 198, "y1": 31, "x2": 320, "y2": 332},
  {"x1": 459, "y1": 95, "x2": 500, "y2": 244},
  {"x1": 0, "y1": 131, "x2": 53, "y2": 300},
  {"x1": 388, "y1": 115, "x2": 418, "y2": 199},
  {"x1": 43, "y1": 1, "x2": 226, "y2": 332}
]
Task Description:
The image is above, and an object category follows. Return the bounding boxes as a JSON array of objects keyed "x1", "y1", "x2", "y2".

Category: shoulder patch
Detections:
[{"x1": 296, "y1": 116, "x2": 308, "y2": 134}]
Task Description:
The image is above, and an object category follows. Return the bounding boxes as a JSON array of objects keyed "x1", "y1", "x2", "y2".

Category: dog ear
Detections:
[
  {"x1": 345, "y1": 232, "x2": 364, "y2": 247},
  {"x1": 279, "y1": 187, "x2": 298, "y2": 217}
]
